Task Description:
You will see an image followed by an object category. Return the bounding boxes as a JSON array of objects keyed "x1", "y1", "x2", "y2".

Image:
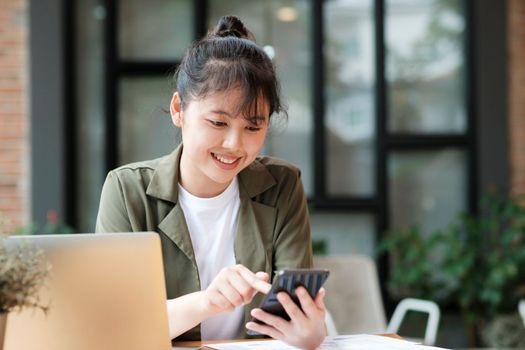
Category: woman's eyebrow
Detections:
[
  {"x1": 210, "y1": 109, "x2": 233, "y2": 117},
  {"x1": 210, "y1": 110, "x2": 267, "y2": 124}
]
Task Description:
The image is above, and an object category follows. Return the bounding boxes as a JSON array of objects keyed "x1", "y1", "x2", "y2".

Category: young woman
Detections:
[{"x1": 96, "y1": 15, "x2": 326, "y2": 349}]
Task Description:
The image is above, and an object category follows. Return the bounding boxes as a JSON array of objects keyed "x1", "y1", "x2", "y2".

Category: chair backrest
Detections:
[
  {"x1": 314, "y1": 255, "x2": 387, "y2": 335},
  {"x1": 386, "y1": 297, "x2": 441, "y2": 345},
  {"x1": 518, "y1": 299, "x2": 525, "y2": 326}
]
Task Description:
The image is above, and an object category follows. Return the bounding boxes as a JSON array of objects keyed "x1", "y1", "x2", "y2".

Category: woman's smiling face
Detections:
[{"x1": 170, "y1": 88, "x2": 270, "y2": 197}]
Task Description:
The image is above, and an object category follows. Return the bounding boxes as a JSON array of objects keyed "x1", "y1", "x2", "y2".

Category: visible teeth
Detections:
[{"x1": 213, "y1": 153, "x2": 237, "y2": 164}]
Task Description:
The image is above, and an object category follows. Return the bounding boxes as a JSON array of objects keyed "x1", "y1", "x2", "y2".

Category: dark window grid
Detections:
[
  {"x1": 96, "y1": 0, "x2": 476, "y2": 310},
  {"x1": 465, "y1": 0, "x2": 478, "y2": 216},
  {"x1": 116, "y1": 62, "x2": 179, "y2": 76},
  {"x1": 100, "y1": 3, "x2": 475, "y2": 214},
  {"x1": 104, "y1": 0, "x2": 117, "y2": 172},
  {"x1": 312, "y1": 0, "x2": 326, "y2": 203},
  {"x1": 386, "y1": 135, "x2": 471, "y2": 149},
  {"x1": 374, "y1": 0, "x2": 389, "y2": 306},
  {"x1": 100, "y1": 0, "x2": 475, "y2": 215},
  {"x1": 376, "y1": 0, "x2": 476, "y2": 311},
  {"x1": 103, "y1": 0, "x2": 207, "y2": 172},
  {"x1": 311, "y1": 198, "x2": 377, "y2": 212},
  {"x1": 64, "y1": 0, "x2": 77, "y2": 227}
]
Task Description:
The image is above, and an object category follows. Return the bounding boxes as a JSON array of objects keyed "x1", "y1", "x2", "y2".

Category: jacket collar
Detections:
[
  {"x1": 147, "y1": 144, "x2": 277, "y2": 333},
  {"x1": 145, "y1": 144, "x2": 183, "y2": 203},
  {"x1": 146, "y1": 143, "x2": 277, "y2": 202}
]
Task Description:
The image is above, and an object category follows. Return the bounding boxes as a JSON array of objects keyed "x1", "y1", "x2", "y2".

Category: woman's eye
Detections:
[
  {"x1": 246, "y1": 126, "x2": 261, "y2": 132},
  {"x1": 208, "y1": 120, "x2": 227, "y2": 127}
]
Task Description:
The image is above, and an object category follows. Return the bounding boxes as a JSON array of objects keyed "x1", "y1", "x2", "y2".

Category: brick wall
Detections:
[
  {"x1": 509, "y1": 0, "x2": 525, "y2": 196},
  {"x1": 0, "y1": 0, "x2": 29, "y2": 233}
]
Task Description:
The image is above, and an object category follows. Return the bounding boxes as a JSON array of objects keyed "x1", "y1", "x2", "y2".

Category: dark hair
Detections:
[{"x1": 175, "y1": 15, "x2": 286, "y2": 124}]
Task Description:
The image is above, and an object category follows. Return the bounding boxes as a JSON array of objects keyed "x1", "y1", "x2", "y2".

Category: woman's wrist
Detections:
[
  {"x1": 166, "y1": 291, "x2": 216, "y2": 339},
  {"x1": 196, "y1": 290, "x2": 218, "y2": 318}
]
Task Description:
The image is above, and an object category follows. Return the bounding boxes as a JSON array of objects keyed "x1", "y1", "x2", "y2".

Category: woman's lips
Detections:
[{"x1": 211, "y1": 152, "x2": 241, "y2": 170}]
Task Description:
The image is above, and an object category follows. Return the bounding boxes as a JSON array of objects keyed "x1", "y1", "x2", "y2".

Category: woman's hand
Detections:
[
  {"x1": 245, "y1": 286, "x2": 327, "y2": 350},
  {"x1": 167, "y1": 265, "x2": 271, "y2": 339},
  {"x1": 200, "y1": 264, "x2": 271, "y2": 316}
]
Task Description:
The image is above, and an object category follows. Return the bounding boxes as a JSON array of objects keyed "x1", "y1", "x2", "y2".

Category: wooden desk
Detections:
[
  {"x1": 172, "y1": 333, "x2": 403, "y2": 348},
  {"x1": 173, "y1": 338, "x2": 271, "y2": 348}
]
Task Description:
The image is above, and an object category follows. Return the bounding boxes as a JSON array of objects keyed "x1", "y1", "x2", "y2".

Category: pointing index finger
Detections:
[{"x1": 237, "y1": 266, "x2": 272, "y2": 294}]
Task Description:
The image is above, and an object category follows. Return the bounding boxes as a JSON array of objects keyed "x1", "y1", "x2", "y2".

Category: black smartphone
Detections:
[{"x1": 248, "y1": 268, "x2": 329, "y2": 332}]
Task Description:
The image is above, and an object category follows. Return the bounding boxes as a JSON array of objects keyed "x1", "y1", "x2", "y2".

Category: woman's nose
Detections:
[{"x1": 223, "y1": 129, "x2": 243, "y2": 150}]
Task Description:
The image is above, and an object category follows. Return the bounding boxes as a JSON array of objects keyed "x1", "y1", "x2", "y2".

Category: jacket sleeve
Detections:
[
  {"x1": 95, "y1": 171, "x2": 133, "y2": 233},
  {"x1": 272, "y1": 168, "x2": 313, "y2": 270}
]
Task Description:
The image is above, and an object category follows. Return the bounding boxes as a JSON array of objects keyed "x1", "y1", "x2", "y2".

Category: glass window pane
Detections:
[
  {"x1": 118, "y1": 77, "x2": 180, "y2": 165},
  {"x1": 386, "y1": 0, "x2": 467, "y2": 133},
  {"x1": 325, "y1": 0, "x2": 375, "y2": 197},
  {"x1": 310, "y1": 213, "x2": 375, "y2": 256},
  {"x1": 118, "y1": 0, "x2": 193, "y2": 60},
  {"x1": 388, "y1": 149, "x2": 467, "y2": 234},
  {"x1": 77, "y1": 0, "x2": 105, "y2": 232},
  {"x1": 209, "y1": 1, "x2": 313, "y2": 195}
]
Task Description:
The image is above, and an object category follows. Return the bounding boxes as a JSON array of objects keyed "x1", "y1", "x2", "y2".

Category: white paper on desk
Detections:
[{"x1": 204, "y1": 334, "x2": 451, "y2": 350}]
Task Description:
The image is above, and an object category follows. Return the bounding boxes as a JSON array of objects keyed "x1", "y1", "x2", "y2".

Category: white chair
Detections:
[
  {"x1": 518, "y1": 299, "x2": 525, "y2": 326},
  {"x1": 314, "y1": 255, "x2": 441, "y2": 345},
  {"x1": 386, "y1": 297, "x2": 440, "y2": 345}
]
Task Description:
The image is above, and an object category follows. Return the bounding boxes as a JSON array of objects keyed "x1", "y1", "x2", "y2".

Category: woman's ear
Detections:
[{"x1": 170, "y1": 92, "x2": 183, "y2": 127}]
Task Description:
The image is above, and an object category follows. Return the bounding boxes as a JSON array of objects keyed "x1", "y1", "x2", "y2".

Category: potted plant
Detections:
[
  {"x1": 378, "y1": 225, "x2": 446, "y2": 301},
  {"x1": 0, "y1": 235, "x2": 49, "y2": 350},
  {"x1": 379, "y1": 192, "x2": 525, "y2": 347}
]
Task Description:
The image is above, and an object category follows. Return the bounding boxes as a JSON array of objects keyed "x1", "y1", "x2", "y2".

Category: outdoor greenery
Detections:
[
  {"x1": 378, "y1": 226, "x2": 445, "y2": 301},
  {"x1": 12, "y1": 210, "x2": 75, "y2": 235},
  {"x1": 312, "y1": 239, "x2": 327, "y2": 256},
  {"x1": 379, "y1": 192, "x2": 525, "y2": 326}
]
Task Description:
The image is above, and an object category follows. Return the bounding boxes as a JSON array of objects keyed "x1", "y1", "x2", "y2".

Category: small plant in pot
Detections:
[
  {"x1": 379, "y1": 192, "x2": 525, "y2": 347},
  {"x1": 0, "y1": 235, "x2": 49, "y2": 349}
]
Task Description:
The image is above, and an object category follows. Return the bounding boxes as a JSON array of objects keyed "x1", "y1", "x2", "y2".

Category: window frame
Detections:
[{"x1": 64, "y1": 0, "x2": 477, "y2": 301}]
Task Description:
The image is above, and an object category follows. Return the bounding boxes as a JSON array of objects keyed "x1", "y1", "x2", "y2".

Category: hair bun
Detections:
[
  {"x1": 210, "y1": 15, "x2": 255, "y2": 41},
  {"x1": 216, "y1": 28, "x2": 243, "y2": 38}
]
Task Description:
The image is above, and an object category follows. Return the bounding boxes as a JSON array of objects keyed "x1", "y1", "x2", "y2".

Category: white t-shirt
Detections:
[{"x1": 177, "y1": 177, "x2": 243, "y2": 340}]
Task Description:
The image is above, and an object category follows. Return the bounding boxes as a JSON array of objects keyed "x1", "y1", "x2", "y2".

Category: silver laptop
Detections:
[{"x1": 4, "y1": 232, "x2": 172, "y2": 350}]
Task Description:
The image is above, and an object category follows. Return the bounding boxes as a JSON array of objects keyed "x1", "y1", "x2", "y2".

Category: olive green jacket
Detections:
[{"x1": 95, "y1": 144, "x2": 313, "y2": 340}]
